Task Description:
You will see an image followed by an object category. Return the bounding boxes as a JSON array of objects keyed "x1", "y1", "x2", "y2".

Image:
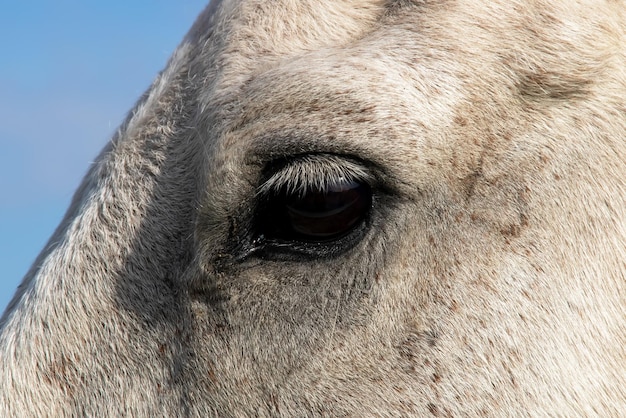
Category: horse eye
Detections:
[{"x1": 259, "y1": 179, "x2": 372, "y2": 243}]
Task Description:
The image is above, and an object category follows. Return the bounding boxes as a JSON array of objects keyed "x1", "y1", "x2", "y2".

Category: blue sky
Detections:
[{"x1": 0, "y1": 1, "x2": 209, "y2": 312}]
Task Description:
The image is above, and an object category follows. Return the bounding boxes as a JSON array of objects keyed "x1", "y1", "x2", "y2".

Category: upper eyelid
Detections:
[{"x1": 256, "y1": 154, "x2": 374, "y2": 197}]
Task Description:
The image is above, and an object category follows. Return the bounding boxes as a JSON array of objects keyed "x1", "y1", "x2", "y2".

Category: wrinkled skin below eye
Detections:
[{"x1": 261, "y1": 180, "x2": 372, "y2": 243}]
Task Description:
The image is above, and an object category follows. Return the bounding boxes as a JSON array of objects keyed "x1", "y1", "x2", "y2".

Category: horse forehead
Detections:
[{"x1": 191, "y1": 0, "x2": 619, "y2": 167}]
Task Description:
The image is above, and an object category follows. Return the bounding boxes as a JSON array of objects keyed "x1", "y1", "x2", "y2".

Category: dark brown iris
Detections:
[{"x1": 260, "y1": 180, "x2": 371, "y2": 243}]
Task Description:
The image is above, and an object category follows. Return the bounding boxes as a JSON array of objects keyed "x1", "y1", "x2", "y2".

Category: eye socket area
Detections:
[{"x1": 254, "y1": 155, "x2": 373, "y2": 251}]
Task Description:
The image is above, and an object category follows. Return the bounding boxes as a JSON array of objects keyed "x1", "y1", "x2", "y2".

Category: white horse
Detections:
[{"x1": 2, "y1": 0, "x2": 625, "y2": 416}]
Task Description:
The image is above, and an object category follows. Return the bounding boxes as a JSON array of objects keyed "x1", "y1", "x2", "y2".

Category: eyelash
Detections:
[{"x1": 257, "y1": 154, "x2": 373, "y2": 197}]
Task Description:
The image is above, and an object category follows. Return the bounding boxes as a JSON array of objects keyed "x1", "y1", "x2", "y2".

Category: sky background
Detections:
[{"x1": 0, "y1": 1, "x2": 209, "y2": 313}]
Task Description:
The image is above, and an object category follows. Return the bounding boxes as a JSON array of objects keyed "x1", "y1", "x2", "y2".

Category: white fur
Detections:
[{"x1": 2, "y1": 0, "x2": 625, "y2": 416}]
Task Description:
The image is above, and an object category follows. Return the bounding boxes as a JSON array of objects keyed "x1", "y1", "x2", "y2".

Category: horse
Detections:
[{"x1": 2, "y1": 0, "x2": 625, "y2": 415}]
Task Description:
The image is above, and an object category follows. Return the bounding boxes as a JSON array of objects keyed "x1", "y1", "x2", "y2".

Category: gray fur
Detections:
[{"x1": 2, "y1": 0, "x2": 625, "y2": 416}]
